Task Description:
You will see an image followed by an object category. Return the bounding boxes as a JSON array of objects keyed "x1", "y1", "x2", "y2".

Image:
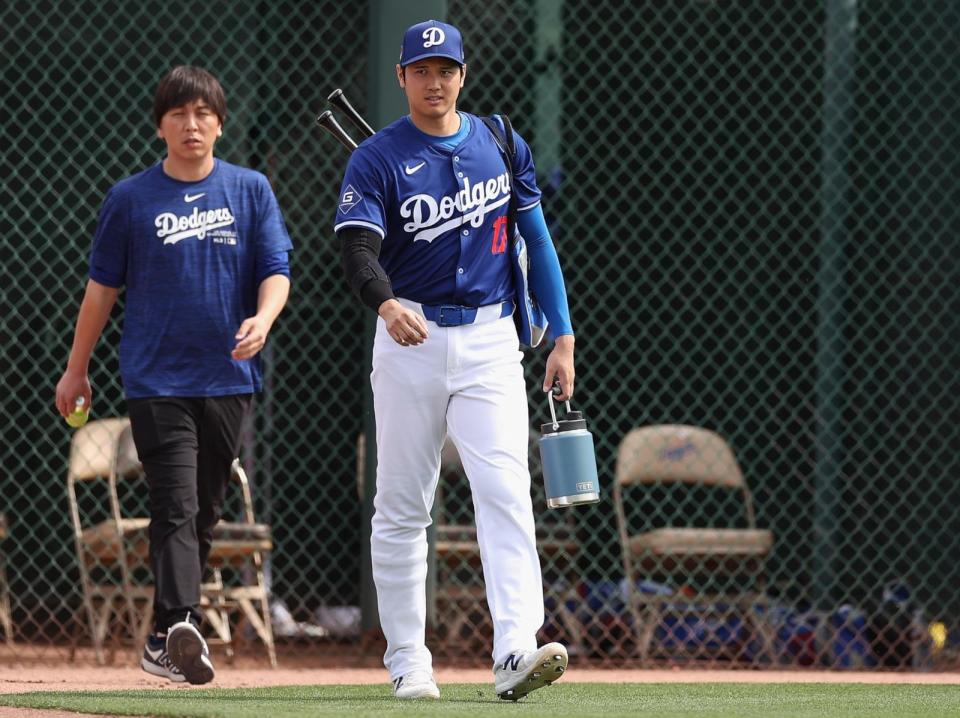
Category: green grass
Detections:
[{"x1": 2, "y1": 683, "x2": 959, "y2": 718}]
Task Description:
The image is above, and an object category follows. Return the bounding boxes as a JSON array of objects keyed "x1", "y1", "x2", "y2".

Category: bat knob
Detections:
[{"x1": 327, "y1": 88, "x2": 343, "y2": 102}]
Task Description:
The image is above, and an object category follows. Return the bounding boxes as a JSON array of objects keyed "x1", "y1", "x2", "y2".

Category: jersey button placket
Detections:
[
  {"x1": 455, "y1": 155, "x2": 467, "y2": 293},
  {"x1": 451, "y1": 152, "x2": 464, "y2": 373}
]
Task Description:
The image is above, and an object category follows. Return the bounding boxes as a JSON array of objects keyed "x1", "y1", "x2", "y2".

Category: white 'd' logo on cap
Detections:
[{"x1": 422, "y1": 27, "x2": 445, "y2": 48}]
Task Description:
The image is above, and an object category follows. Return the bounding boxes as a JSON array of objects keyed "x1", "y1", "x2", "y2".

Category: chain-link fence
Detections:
[{"x1": 2, "y1": 0, "x2": 958, "y2": 670}]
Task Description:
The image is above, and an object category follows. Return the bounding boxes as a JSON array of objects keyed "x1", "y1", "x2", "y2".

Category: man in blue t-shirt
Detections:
[
  {"x1": 55, "y1": 66, "x2": 292, "y2": 685},
  {"x1": 334, "y1": 21, "x2": 574, "y2": 701}
]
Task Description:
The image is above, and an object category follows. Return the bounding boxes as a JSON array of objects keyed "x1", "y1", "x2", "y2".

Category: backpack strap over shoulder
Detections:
[
  {"x1": 501, "y1": 114, "x2": 516, "y2": 157},
  {"x1": 481, "y1": 114, "x2": 516, "y2": 163},
  {"x1": 482, "y1": 114, "x2": 518, "y2": 248}
]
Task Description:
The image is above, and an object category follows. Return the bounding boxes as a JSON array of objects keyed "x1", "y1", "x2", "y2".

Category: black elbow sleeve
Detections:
[{"x1": 339, "y1": 227, "x2": 395, "y2": 312}]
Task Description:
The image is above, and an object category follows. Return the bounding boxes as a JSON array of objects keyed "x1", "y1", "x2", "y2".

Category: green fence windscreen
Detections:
[{"x1": 1, "y1": 0, "x2": 957, "y2": 670}]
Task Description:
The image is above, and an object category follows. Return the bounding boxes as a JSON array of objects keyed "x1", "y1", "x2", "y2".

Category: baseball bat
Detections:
[
  {"x1": 315, "y1": 110, "x2": 358, "y2": 151},
  {"x1": 327, "y1": 88, "x2": 376, "y2": 139}
]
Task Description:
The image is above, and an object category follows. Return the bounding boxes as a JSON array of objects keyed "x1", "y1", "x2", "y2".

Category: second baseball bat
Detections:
[{"x1": 328, "y1": 88, "x2": 375, "y2": 139}]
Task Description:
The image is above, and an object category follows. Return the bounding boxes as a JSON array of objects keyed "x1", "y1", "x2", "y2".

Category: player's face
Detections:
[
  {"x1": 156, "y1": 99, "x2": 222, "y2": 165},
  {"x1": 397, "y1": 58, "x2": 465, "y2": 121}
]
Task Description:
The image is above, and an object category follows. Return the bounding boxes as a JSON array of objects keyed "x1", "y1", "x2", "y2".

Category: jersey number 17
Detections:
[{"x1": 491, "y1": 215, "x2": 508, "y2": 255}]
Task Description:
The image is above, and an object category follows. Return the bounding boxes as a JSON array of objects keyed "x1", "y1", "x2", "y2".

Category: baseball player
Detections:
[
  {"x1": 55, "y1": 65, "x2": 293, "y2": 684},
  {"x1": 333, "y1": 20, "x2": 575, "y2": 701}
]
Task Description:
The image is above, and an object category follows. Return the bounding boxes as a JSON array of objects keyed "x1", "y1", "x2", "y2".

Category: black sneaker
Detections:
[
  {"x1": 141, "y1": 633, "x2": 186, "y2": 683},
  {"x1": 166, "y1": 620, "x2": 215, "y2": 685}
]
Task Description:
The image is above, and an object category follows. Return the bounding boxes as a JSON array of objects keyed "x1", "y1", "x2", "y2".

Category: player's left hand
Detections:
[
  {"x1": 232, "y1": 316, "x2": 272, "y2": 360},
  {"x1": 543, "y1": 334, "x2": 575, "y2": 401}
]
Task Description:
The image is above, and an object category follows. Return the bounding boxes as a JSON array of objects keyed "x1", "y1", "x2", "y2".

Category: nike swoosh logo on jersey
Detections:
[
  {"x1": 404, "y1": 162, "x2": 426, "y2": 175},
  {"x1": 184, "y1": 192, "x2": 206, "y2": 202}
]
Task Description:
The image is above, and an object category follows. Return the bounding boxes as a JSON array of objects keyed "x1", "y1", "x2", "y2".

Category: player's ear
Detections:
[
  {"x1": 396, "y1": 64, "x2": 405, "y2": 88},
  {"x1": 460, "y1": 63, "x2": 466, "y2": 88}
]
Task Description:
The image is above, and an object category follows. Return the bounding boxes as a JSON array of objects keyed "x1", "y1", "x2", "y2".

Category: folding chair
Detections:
[
  {"x1": 201, "y1": 459, "x2": 276, "y2": 667},
  {"x1": 613, "y1": 424, "x2": 774, "y2": 663},
  {"x1": 67, "y1": 417, "x2": 152, "y2": 664},
  {"x1": 67, "y1": 417, "x2": 276, "y2": 666}
]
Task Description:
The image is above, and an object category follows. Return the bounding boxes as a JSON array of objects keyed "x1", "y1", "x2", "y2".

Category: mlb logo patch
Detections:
[{"x1": 339, "y1": 184, "x2": 361, "y2": 213}]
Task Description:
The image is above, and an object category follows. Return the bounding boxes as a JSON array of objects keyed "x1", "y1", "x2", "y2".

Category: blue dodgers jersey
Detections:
[
  {"x1": 333, "y1": 114, "x2": 542, "y2": 307},
  {"x1": 89, "y1": 159, "x2": 293, "y2": 398}
]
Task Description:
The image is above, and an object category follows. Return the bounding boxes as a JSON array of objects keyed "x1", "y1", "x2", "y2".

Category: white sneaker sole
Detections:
[
  {"x1": 166, "y1": 624, "x2": 215, "y2": 685},
  {"x1": 139, "y1": 656, "x2": 185, "y2": 683},
  {"x1": 393, "y1": 677, "x2": 440, "y2": 699},
  {"x1": 395, "y1": 687, "x2": 440, "y2": 700},
  {"x1": 496, "y1": 644, "x2": 568, "y2": 701}
]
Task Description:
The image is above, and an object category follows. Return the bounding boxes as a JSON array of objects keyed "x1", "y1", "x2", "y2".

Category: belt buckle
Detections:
[{"x1": 437, "y1": 305, "x2": 465, "y2": 327}]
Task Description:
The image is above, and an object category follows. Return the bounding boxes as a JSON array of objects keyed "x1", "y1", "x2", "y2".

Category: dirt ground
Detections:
[{"x1": 3, "y1": 664, "x2": 960, "y2": 695}]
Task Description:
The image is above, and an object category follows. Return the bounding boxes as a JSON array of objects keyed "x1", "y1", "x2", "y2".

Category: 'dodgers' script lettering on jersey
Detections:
[
  {"x1": 155, "y1": 206, "x2": 237, "y2": 245},
  {"x1": 401, "y1": 172, "x2": 511, "y2": 243}
]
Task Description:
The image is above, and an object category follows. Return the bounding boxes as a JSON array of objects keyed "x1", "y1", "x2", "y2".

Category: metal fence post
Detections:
[
  {"x1": 362, "y1": 0, "x2": 448, "y2": 636},
  {"x1": 813, "y1": 0, "x2": 858, "y2": 612}
]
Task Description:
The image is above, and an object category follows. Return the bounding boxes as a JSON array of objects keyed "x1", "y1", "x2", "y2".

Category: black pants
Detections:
[{"x1": 127, "y1": 395, "x2": 252, "y2": 634}]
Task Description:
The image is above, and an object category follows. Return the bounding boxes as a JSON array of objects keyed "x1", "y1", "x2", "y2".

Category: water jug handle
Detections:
[{"x1": 546, "y1": 382, "x2": 572, "y2": 431}]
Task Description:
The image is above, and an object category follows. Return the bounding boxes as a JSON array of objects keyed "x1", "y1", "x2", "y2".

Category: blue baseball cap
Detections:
[{"x1": 399, "y1": 20, "x2": 464, "y2": 67}]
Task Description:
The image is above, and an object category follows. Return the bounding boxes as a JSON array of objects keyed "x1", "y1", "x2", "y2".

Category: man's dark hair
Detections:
[{"x1": 153, "y1": 65, "x2": 227, "y2": 127}]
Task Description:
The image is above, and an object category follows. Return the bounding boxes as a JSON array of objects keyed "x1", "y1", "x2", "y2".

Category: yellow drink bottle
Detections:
[{"x1": 66, "y1": 396, "x2": 90, "y2": 428}]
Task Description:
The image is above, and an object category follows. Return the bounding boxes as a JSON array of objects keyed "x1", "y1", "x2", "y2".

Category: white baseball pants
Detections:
[{"x1": 370, "y1": 299, "x2": 544, "y2": 680}]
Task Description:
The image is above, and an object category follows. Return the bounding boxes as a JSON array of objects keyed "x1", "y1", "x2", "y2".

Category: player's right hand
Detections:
[
  {"x1": 379, "y1": 299, "x2": 429, "y2": 346},
  {"x1": 55, "y1": 370, "x2": 91, "y2": 419}
]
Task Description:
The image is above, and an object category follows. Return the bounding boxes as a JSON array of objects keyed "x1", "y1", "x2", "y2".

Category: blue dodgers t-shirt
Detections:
[{"x1": 89, "y1": 159, "x2": 293, "y2": 398}]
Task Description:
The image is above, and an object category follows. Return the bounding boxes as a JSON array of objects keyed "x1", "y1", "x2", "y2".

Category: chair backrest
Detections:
[
  {"x1": 615, "y1": 424, "x2": 744, "y2": 490},
  {"x1": 67, "y1": 417, "x2": 138, "y2": 483}
]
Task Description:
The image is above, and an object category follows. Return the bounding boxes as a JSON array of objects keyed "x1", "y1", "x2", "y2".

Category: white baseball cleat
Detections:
[
  {"x1": 494, "y1": 642, "x2": 568, "y2": 701},
  {"x1": 392, "y1": 670, "x2": 441, "y2": 699}
]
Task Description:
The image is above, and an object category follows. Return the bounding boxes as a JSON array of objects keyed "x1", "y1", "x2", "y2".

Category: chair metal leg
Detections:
[
  {"x1": 131, "y1": 594, "x2": 154, "y2": 666},
  {"x1": 77, "y1": 564, "x2": 106, "y2": 665},
  {"x1": 254, "y1": 568, "x2": 277, "y2": 667},
  {"x1": 202, "y1": 568, "x2": 234, "y2": 663},
  {"x1": 552, "y1": 585, "x2": 585, "y2": 656},
  {"x1": 116, "y1": 549, "x2": 141, "y2": 659},
  {"x1": 637, "y1": 600, "x2": 661, "y2": 665},
  {"x1": 748, "y1": 600, "x2": 777, "y2": 664},
  {"x1": 0, "y1": 553, "x2": 13, "y2": 647},
  {"x1": 623, "y1": 568, "x2": 659, "y2": 664},
  {"x1": 94, "y1": 597, "x2": 113, "y2": 665},
  {"x1": 237, "y1": 596, "x2": 276, "y2": 667}
]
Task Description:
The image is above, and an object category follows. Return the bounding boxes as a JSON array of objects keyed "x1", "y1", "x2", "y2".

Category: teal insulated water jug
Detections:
[{"x1": 539, "y1": 390, "x2": 600, "y2": 508}]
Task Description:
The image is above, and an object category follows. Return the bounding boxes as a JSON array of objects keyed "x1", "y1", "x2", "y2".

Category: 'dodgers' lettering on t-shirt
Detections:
[{"x1": 155, "y1": 206, "x2": 236, "y2": 244}]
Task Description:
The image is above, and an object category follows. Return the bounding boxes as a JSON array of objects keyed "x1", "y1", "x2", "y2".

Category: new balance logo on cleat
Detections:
[
  {"x1": 494, "y1": 642, "x2": 568, "y2": 701},
  {"x1": 141, "y1": 634, "x2": 185, "y2": 683},
  {"x1": 392, "y1": 670, "x2": 440, "y2": 699}
]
